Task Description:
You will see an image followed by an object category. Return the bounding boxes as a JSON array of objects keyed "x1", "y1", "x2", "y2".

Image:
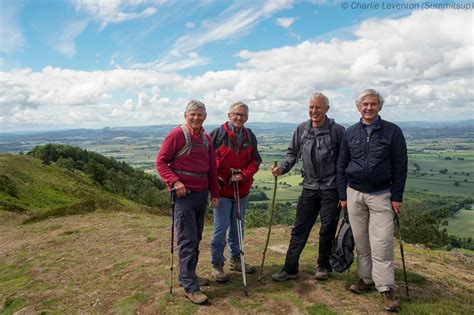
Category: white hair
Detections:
[{"x1": 355, "y1": 89, "x2": 385, "y2": 108}]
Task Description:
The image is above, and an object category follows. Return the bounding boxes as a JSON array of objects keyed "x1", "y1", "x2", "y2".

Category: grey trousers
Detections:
[
  {"x1": 346, "y1": 186, "x2": 395, "y2": 292},
  {"x1": 174, "y1": 190, "x2": 208, "y2": 294}
]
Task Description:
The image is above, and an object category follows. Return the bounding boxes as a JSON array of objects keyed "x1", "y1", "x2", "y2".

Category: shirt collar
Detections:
[{"x1": 360, "y1": 115, "x2": 380, "y2": 127}]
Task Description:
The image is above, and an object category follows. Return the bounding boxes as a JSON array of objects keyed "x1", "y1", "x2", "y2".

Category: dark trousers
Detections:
[
  {"x1": 283, "y1": 188, "x2": 340, "y2": 274},
  {"x1": 174, "y1": 190, "x2": 208, "y2": 293}
]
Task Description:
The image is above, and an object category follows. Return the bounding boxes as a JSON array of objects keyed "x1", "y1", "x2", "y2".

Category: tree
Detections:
[
  {"x1": 56, "y1": 157, "x2": 75, "y2": 170},
  {"x1": 84, "y1": 160, "x2": 107, "y2": 185},
  {"x1": 400, "y1": 211, "x2": 448, "y2": 248}
]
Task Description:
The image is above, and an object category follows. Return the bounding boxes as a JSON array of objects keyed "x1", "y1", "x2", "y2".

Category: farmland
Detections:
[{"x1": 1, "y1": 120, "x2": 473, "y2": 236}]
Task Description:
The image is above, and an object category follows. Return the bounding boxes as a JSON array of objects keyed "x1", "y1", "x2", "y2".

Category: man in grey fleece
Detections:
[{"x1": 271, "y1": 92, "x2": 345, "y2": 281}]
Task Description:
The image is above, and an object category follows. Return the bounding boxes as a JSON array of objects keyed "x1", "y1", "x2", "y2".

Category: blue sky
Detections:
[{"x1": 0, "y1": 0, "x2": 473, "y2": 132}]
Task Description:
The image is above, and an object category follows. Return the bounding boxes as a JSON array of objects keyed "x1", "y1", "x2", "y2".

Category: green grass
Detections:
[
  {"x1": 0, "y1": 154, "x2": 144, "y2": 219},
  {"x1": 446, "y1": 209, "x2": 474, "y2": 238},
  {"x1": 306, "y1": 304, "x2": 337, "y2": 315},
  {"x1": 399, "y1": 297, "x2": 474, "y2": 314},
  {"x1": 113, "y1": 292, "x2": 153, "y2": 315},
  {"x1": 0, "y1": 262, "x2": 32, "y2": 293},
  {"x1": 0, "y1": 297, "x2": 27, "y2": 315},
  {"x1": 1, "y1": 211, "x2": 473, "y2": 314}
]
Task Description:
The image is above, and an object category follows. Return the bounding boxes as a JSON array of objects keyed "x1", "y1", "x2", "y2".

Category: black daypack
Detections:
[{"x1": 329, "y1": 208, "x2": 355, "y2": 273}]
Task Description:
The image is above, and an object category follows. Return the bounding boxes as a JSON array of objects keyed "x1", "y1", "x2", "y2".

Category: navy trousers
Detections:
[
  {"x1": 283, "y1": 188, "x2": 340, "y2": 274},
  {"x1": 174, "y1": 190, "x2": 208, "y2": 293}
]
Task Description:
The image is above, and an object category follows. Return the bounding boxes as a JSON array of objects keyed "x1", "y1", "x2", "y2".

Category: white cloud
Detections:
[
  {"x1": 73, "y1": 0, "x2": 164, "y2": 29},
  {"x1": 0, "y1": 2, "x2": 25, "y2": 54},
  {"x1": 183, "y1": 9, "x2": 473, "y2": 122},
  {"x1": 53, "y1": 20, "x2": 89, "y2": 57},
  {"x1": 276, "y1": 17, "x2": 297, "y2": 28},
  {"x1": 172, "y1": 0, "x2": 294, "y2": 55},
  {"x1": 127, "y1": 54, "x2": 210, "y2": 72},
  {"x1": 1, "y1": 9, "x2": 472, "y2": 131},
  {"x1": 185, "y1": 21, "x2": 196, "y2": 28}
]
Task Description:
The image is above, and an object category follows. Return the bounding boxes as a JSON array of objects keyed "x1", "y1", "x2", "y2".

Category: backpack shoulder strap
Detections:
[
  {"x1": 174, "y1": 124, "x2": 192, "y2": 159},
  {"x1": 297, "y1": 121, "x2": 312, "y2": 160},
  {"x1": 336, "y1": 222, "x2": 351, "y2": 249},
  {"x1": 215, "y1": 124, "x2": 226, "y2": 148},
  {"x1": 246, "y1": 127, "x2": 256, "y2": 147},
  {"x1": 203, "y1": 132, "x2": 210, "y2": 149}
]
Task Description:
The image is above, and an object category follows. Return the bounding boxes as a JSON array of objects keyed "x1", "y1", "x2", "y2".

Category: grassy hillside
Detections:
[
  {"x1": 1, "y1": 210, "x2": 472, "y2": 314},
  {"x1": 447, "y1": 208, "x2": 474, "y2": 238},
  {"x1": 0, "y1": 154, "x2": 149, "y2": 220}
]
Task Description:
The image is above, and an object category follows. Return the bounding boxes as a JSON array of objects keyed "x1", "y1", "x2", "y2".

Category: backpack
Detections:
[
  {"x1": 173, "y1": 124, "x2": 209, "y2": 160},
  {"x1": 329, "y1": 208, "x2": 355, "y2": 273},
  {"x1": 212, "y1": 124, "x2": 255, "y2": 150}
]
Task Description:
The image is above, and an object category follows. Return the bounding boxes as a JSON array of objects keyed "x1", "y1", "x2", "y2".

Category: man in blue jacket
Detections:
[{"x1": 337, "y1": 89, "x2": 407, "y2": 312}]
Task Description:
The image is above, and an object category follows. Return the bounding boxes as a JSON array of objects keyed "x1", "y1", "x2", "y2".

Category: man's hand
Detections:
[
  {"x1": 340, "y1": 200, "x2": 348, "y2": 209},
  {"x1": 173, "y1": 180, "x2": 187, "y2": 197},
  {"x1": 391, "y1": 201, "x2": 402, "y2": 215},
  {"x1": 230, "y1": 168, "x2": 242, "y2": 182},
  {"x1": 231, "y1": 173, "x2": 243, "y2": 182},
  {"x1": 271, "y1": 165, "x2": 283, "y2": 177},
  {"x1": 211, "y1": 197, "x2": 219, "y2": 208}
]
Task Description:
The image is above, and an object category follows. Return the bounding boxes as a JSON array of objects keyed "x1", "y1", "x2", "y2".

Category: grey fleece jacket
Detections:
[{"x1": 280, "y1": 117, "x2": 345, "y2": 190}]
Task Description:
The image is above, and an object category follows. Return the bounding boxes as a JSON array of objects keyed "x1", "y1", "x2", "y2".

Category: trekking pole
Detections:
[
  {"x1": 169, "y1": 188, "x2": 176, "y2": 295},
  {"x1": 232, "y1": 170, "x2": 248, "y2": 296},
  {"x1": 395, "y1": 215, "x2": 410, "y2": 298},
  {"x1": 259, "y1": 161, "x2": 278, "y2": 281}
]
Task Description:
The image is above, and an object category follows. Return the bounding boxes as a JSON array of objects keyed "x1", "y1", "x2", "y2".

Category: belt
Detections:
[{"x1": 173, "y1": 169, "x2": 207, "y2": 177}]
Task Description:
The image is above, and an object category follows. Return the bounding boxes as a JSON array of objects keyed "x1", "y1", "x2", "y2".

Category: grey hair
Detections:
[
  {"x1": 310, "y1": 92, "x2": 329, "y2": 107},
  {"x1": 355, "y1": 89, "x2": 385, "y2": 108},
  {"x1": 228, "y1": 101, "x2": 249, "y2": 113},
  {"x1": 185, "y1": 100, "x2": 206, "y2": 113}
]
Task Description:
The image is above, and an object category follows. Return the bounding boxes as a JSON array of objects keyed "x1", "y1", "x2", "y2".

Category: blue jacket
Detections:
[{"x1": 337, "y1": 117, "x2": 407, "y2": 202}]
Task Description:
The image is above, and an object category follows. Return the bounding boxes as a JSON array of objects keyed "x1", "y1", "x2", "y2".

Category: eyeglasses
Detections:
[{"x1": 230, "y1": 112, "x2": 248, "y2": 118}]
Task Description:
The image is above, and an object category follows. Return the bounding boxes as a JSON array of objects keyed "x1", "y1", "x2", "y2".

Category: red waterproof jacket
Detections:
[{"x1": 211, "y1": 122, "x2": 262, "y2": 198}]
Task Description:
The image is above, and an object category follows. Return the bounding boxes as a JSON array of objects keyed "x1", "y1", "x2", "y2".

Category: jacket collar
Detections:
[
  {"x1": 359, "y1": 115, "x2": 383, "y2": 129},
  {"x1": 305, "y1": 116, "x2": 334, "y2": 131}
]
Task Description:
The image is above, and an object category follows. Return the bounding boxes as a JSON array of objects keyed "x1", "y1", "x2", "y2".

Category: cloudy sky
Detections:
[{"x1": 0, "y1": 0, "x2": 472, "y2": 132}]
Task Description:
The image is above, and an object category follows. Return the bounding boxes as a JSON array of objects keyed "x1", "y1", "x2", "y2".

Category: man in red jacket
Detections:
[
  {"x1": 156, "y1": 100, "x2": 219, "y2": 304},
  {"x1": 209, "y1": 101, "x2": 262, "y2": 282}
]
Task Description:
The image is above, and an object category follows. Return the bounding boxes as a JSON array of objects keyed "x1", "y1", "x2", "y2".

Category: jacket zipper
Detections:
[{"x1": 365, "y1": 130, "x2": 370, "y2": 193}]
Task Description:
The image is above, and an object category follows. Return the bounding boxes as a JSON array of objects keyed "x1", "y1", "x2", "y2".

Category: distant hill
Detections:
[
  {"x1": 1, "y1": 119, "x2": 473, "y2": 146},
  {"x1": 0, "y1": 154, "x2": 152, "y2": 222}
]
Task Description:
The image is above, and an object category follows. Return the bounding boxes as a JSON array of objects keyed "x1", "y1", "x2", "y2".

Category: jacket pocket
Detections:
[
  {"x1": 373, "y1": 138, "x2": 391, "y2": 159},
  {"x1": 348, "y1": 138, "x2": 364, "y2": 159}
]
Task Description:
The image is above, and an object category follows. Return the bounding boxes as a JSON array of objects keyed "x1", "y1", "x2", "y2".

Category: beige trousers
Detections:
[{"x1": 347, "y1": 186, "x2": 395, "y2": 292}]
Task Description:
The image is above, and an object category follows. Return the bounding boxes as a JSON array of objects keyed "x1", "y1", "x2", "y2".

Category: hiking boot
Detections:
[
  {"x1": 271, "y1": 269, "x2": 298, "y2": 282},
  {"x1": 212, "y1": 263, "x2": 229, "y2": 282},
  {"x1": 350, "y1": 278, "x2": 375, "y2": 294},
  {"x1": 185, "y1": 291, "x2": 208, "y2": 304},
  {"x1": 178, "y1": 276, "x2": 210, "y2": 287},
  {"x1": 381, "y1": 289, "x2": 400, "y2": 312},
  {"x1": 314, "y1": 267, "x2": 329, "y2": 281},
  {"x1": 229, "y1": 258, "x2": 256, "y2": 274}
]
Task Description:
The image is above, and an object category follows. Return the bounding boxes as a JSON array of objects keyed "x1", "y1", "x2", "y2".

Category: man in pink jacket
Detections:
[{"x1": 156, "y1": 100, "x2": 219, "y2": 304}]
